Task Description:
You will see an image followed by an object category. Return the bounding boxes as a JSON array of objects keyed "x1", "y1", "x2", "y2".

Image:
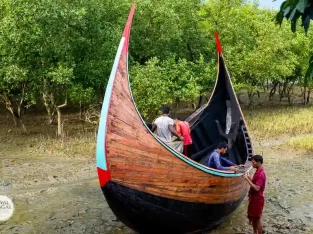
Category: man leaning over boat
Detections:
[
  {"x1": 151, "y1": 106, "x2": 184, "y2": 150},
  {"x1": 203, "y1": 142, "x2": 240, "y2": 172},
  {"x1": 174, "y1": 116, "x2": 192, "y2": 157}
]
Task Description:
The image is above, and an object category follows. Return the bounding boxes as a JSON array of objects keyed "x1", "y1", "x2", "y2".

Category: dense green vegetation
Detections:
[
  {"x1": 0, "y1": 0, "x2": 312, "y2": 135},
  {"x1": 275, "y1": 0, "x2": 313, "y2": 99}
]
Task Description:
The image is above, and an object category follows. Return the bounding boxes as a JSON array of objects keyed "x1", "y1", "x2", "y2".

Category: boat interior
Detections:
[
  {"x1": 189, "y1": 55, "x2": 252, "y2": 166},
  {"x1": 143, "y1": 55, "x2": 253, "y2": 169}
]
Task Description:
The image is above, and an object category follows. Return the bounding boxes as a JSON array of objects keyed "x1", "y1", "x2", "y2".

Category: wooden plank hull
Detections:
[
  {"x1": 102, "y1": 181, "x2": 246, "y2": 234},
  {"x1": 96, "y1": 3, "x2": 253, "y2": 233}
]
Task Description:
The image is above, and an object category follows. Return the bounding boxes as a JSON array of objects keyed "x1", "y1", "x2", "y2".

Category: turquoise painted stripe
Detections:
[
  {"x1": 96, "y1": 37, "x2": 126, "y2": 170},
  {"x1": 126, "y1": 55, "x2": 249, "y2": 177}
]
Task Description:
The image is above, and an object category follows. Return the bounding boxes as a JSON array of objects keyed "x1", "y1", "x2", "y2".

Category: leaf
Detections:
[
  {"x1": 291, "y1": 18, "x2": 298, "y2": 32},
  {"x1": 309, "y1": 6, "x2": 313, "y2": 20},
  {"x1": 290, "y1": 8, "x2": 297, "y2": 20},
  {"x1": 283, "y1": 6, "x2": 292, "y2": 17},
  {"x1": 301, "y1": 14, "x2": 311, "y2": 33},
  {"x1": 275, "y1": 11, "x2": 285, "y2": 25},
  {"x1": 305, "y1": 55, "x2": 313, "y2": 80},
  {"x1": 279, "y1": 1, "x2": 288, "y2": 11},
  {"x1": 296, "y1": 0, "x2": 308, "y2": 14},
  {"x1": 276, "y1": 1, "x2": 288, "y2": 24}
]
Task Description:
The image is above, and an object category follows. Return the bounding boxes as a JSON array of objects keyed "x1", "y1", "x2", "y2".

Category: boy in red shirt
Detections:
[
  {"x1": 174, "y1": 116, "x2": 192, "y2": 157},
  {"x1": 243, "y1": 155, "x2": 267, "y2": 234}
]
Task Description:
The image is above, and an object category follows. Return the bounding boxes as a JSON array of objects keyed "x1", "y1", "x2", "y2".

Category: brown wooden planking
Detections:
[
  {"x1": 116, "y1": 180, "x2": 246, "y2": 203},
  {"x1": 108, "y1": 150, "x2": 190, "y2": 173},
  {"x1": 110, "y1": 96, "x2": 137, "y2": 115},
  {"x1": 110, "y1": 164, "x2": 243, "y2": 190},
  {"x1": 107, "y1": 142, "x2": 169, "y2": 164},
  {"x1": 109, "y1": 132, "x2": 168, "y2": 154},
  {"x1": 109, "y1": 161, "x2": 246, "y2": 194},
  {"x1": 105, "y1": 56, "x2": 249, "y2": 204},
  {"x1": 107, "y1": 139, "x2": 240, "y2": 182},
  {"x1": 110, "y1": 168, "x2": 248, "y2": 202},
  {"x1": 107, "y1": 134, "x2": 248, "y2": 202},
  {"x1": 107, "y1": 133, "x2": 168, "y2": 155},
  {"x1": 110, "y1": 98, "x2": 138, "y2": 119},
  {"x1": 108, "y1": 119, "x2": 155, "y2": 142},
  {"x1": 113, "y1": 175, "x2": 246, "y2": 193},
  {"x1": 107, "y1": 143, "x2": 178, "y2": 165}
]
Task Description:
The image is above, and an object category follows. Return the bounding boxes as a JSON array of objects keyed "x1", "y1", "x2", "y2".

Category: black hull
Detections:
[{"x1": 102, "y1": 181, "x2": 245, "y2": 234}]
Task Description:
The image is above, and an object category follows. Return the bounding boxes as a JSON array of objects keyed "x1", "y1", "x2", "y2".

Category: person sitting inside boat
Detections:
[
  {"x1": 151, "y1": 106, "x2": 184, "y2": 143},
  {"x1": 204, "y1": 142, "x2": 238, "y2": 172}
]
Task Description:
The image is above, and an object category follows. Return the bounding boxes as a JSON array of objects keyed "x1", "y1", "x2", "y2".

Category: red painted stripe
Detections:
[
  {"x1": 214, "y1": 32, "x2": 222, "y2": 53},
  {"x1": 97, "y1": 167, "x2": 111, "y2": 187},
  {"x1": 122, "y1": 3, "x2": 136, "y2": 54}
]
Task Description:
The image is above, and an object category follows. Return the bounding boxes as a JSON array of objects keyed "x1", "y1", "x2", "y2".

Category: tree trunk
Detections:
[
  {"x1": 304, "y1": 86, "x2": 307, "y2": 105},
  {"x1": 0, "y1": 93, "x2": 27, "y2": 132},
  {"x1": 42, "y1": 78, "x2": 55, "y2": 124},
  {"x1": 269, "y1": 82, "x2": 278, "y2": 101},
  {"x1": 286, "y1": 81, "x2": 295, "y2": 105},
  {"x1": 248, "y1": 92, "x2": 254, "y2": 105},
  {"x1": 7, "y1": 107, "x2": 17, "y2": 126},
  {"x1": 307, "y1": 88, "x2": 311, "y2": 104},
  {"x1": 0, "y1": 93, "x2": 17, "y2": 125},
  {"x1": 262, "y1": 84, "x2": 266, "y2": 92},
  {"x1": 192, "y1": 103, "x2": 197, "y2": 111},
  {"x1": 56, "y1": 107, "x2": 62, "y2": 136},
  {"x1": 175, "y1": 98, "x2": 180, "y2": 109},
  {"x1": 187, "y1": 42, "x2": 195, "y2": 62},
  {"x1": 79, "y1": 100, "x2": 83, "y2": 120},
  {"x1": 42, "y1": 93, "x2": 55, "y2": 124},
  {"x1": 196, "y1": 96, "x2": 203, "y2": 109},
  {"x1": 279, "y1": 91, "x2": 283, "y2": 102},
  {"x1": 19, "y1": 118, "x2": 27, "y2": 133},
  {"x1": 52, "y1": 95, "x2": 67, "y2": 137},
  {"x1": 279, "y1": 82, "x2": 287, "y2": 102}
]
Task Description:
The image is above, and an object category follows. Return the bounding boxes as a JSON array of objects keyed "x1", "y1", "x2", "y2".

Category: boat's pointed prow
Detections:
[
  {"x1": 214, "y1": 32, "x2": 223, "y2": 53},
  {"x1": 96, "y1": 3, "x2": 136, "y2": 187},
  {"x1": 122, "y1": 3, "x2": 136, "y2": 54}
]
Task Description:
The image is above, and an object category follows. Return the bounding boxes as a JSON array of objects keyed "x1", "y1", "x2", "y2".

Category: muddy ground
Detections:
[{"x1": 0, "y1": 113, "x2": 313, "y2": 234}]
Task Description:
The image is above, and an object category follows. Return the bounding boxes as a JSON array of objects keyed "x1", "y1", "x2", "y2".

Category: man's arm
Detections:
[
  {"x1": 176, "y1": 123, "x2": 181, "y2": 135},
  {"x1": 212, "y1": 153, "x2": 232, "y2": 171},
  {"x1": 151, "y1": 123, "x2": 157, "y2": 132},
  {"x1": 243, "y1": 173, "x2": 262, "y2": 191},
  {"x1": 169, "y1": 124, "x2": 183, "y2": 140},
  {"x1": 220, "y1": 156, "x2": 235, "y2": 167}
]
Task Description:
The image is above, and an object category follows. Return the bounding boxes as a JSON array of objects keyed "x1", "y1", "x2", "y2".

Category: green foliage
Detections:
[
  {"x1": 275, "y1": 0, "x2": 313, "y2": 33},
  {"x1": 1, "y1": 0, "x2": 313, "y2": 128},
  {"x1": 130, "y1": 57, "x2": 203, "y2": 118},
  {"x1": 130, "y1": 0, "x2": 209, "y2": 63},
  {"x1": 275, "y1": 0, "x2": 313, "y2": 80}
]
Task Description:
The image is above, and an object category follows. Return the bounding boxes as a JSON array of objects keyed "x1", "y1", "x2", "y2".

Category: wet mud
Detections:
[{"x1": 0, "y1": 118, "x2": 312, "y2": 234}]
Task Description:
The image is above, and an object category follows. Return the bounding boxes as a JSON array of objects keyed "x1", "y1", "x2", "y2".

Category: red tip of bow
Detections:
[{"x1": 214, "y1": 32, "x2": 222, "y2": 53}]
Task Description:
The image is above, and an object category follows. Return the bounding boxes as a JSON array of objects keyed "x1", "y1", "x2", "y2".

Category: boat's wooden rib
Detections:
[{"x1": 96, "y1": 3, "x2": 253, "y2": 234}]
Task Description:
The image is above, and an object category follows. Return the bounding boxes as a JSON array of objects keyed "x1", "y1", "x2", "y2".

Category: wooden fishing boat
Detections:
[{"x1": 96, "y1": 3, "x2": 254, "y2": 234}]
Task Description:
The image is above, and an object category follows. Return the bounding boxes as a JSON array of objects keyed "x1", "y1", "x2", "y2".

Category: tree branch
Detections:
[{"x1": 58, "y1": 96, "x2": 67, "y2": 109}]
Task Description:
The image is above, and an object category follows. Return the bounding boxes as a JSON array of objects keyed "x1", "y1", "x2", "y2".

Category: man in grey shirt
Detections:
[{"x1": 151, "y1": 106, "x2": 183, "y2": 142}]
